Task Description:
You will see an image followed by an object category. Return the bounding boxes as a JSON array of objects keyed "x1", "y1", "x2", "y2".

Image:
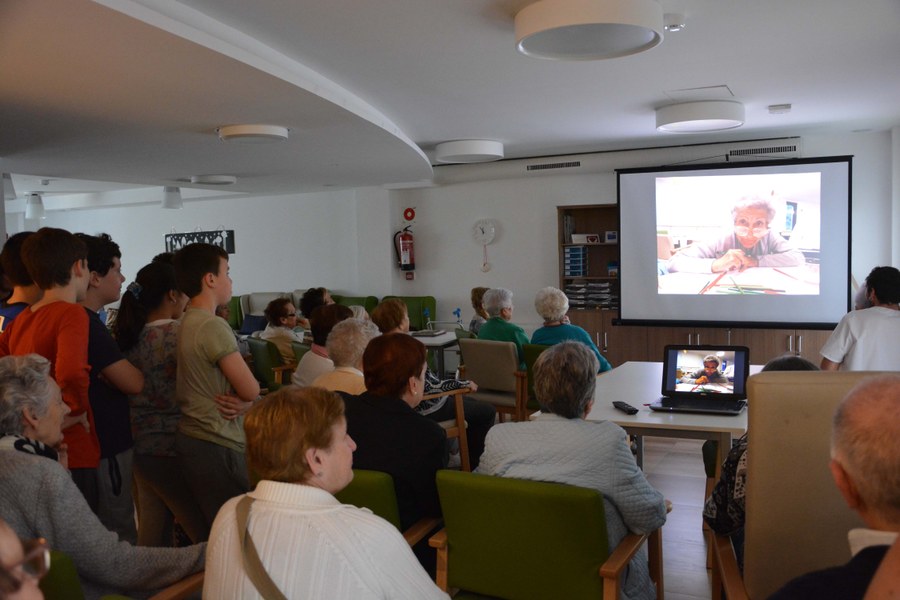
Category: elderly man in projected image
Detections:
[{"x1": 666, "y1": 195, "x2": 805, "y2": 274}]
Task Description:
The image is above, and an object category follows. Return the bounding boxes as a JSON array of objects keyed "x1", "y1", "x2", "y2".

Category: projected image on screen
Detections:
[
  {"x1": 674, "y1": 349, "x2": 738, "y2": 394},
  {"x1": 656, "y1": 172, "x2": 821, "y2": 296}
]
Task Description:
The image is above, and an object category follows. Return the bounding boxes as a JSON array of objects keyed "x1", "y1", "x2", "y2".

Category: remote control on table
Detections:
[{"x1": 612, "y1": 401, "x2": 639, "y2": 415}]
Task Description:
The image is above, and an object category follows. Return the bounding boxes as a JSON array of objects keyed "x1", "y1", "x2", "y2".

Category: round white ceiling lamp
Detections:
[
  {"x1": 435, "y1": 140, "x2": 505, "y2": 164},
  {"x1": 515, "y1": 0, "x2": 664, "y2": 60},
  {"x1": 161, "y1": 186, "x2": 183, "y2": 210},
  {"x1": 216, "y1": 124, "x2": 289, "y2": 143},
  {"x1": 656, "y1": 101, "x2": 745, "y2": 133},
  {"x1": 24, "y1": 193, "x2": 45, "y2": 220},
  {"x1": 190, "y1": 174, "x2": 237, "y2": 185}
]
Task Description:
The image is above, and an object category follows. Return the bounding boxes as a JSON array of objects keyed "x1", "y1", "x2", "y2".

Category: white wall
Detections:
[{"x1": 27, "y1": 130, "x2": 896, "y2": 323}]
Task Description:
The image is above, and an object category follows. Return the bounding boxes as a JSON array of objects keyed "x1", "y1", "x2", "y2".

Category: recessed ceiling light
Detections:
[
  {"x1": 663, "y1": 13, "x2": 686, "y2": 32},
  {"x1": 656, "y1": 101, "x2": 745, "y2": 133},
  {"x1": 190, "y1": 175, "x2": 237, "y2": 185},
  {"x1": 435, "y1": 140, "x2": 505, "y2": 163},
  {"x1": 216, "y1": 124, "x2": 289, "y2": 143}
]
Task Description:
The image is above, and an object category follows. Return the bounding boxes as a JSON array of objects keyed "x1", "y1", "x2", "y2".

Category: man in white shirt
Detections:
[{"x1": 820, "y1": 266, "x2": 900, "y2": 371}]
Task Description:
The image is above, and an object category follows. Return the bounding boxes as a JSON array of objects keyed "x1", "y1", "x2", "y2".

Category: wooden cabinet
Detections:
[
  {"x1": 568, "y1": 309, "x2": 647, "y2": 367},
  {"x1": 734, "y1": 328, "x2": 830, "y2": 364},
  {"x1": 558, "y1": 205, "x2": 619, "y2": 310}
]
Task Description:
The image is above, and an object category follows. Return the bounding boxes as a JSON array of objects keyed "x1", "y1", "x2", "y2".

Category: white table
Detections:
[
  {"x1": 412, "y1": 330, "x2": 460, "y2": 377},
  {"x1": 585, "y1": 361, "x2": 757, "y2": 476}
]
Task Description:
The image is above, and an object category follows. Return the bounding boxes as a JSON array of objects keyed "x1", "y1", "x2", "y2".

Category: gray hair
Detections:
[
  {"x1": 0, "y1": 354, "x2": 54, "y2": 435},
  {"x1": 731, "y1": 195, "x2": 776, "y2": 223},
  {"x1": 832, "y1": 375, "x2": 900, "y2": 524},
  {"x1": 534, "y1": 287, "x2": 569, "y2": 322},
  {"x1": 348, "y1": 305, "x2": 370, "y2": 321},
  {"x1": 483, "y1": 288, "x2": 513, "y2": 317},
  {"x1": 326, "y1": 318, "x2": 380, "y2": 368},
  {"x1": 702, "y1": 355, "x2": 721, "y2": 367},
  {"x1": 533, "y1": 342, "x2": 599, "y2": 419}
]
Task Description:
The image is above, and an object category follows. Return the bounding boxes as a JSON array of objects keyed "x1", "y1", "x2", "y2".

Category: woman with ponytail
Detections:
[{"x1": 112, "y1": 261, "x2": 208, "y2": 545}]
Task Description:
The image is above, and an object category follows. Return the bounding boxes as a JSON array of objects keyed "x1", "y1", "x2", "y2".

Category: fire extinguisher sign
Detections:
[{"x1": 403, "y1": 207, "x2": 416, "y2": 222}]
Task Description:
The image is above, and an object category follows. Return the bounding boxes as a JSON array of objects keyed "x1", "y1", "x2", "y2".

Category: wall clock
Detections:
[{"x1": 472, "y1": 219, "x2": 497, "y2": 245}]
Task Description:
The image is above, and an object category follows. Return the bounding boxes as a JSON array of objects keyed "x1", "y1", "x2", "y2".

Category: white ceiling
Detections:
[{"x1": 1, "y1": 0, "x2": 899, "y2": 201}]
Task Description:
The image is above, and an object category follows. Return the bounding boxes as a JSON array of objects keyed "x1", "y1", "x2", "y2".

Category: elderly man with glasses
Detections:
[{"x1": 666, "y1": 195, "x2": 805, "y2": 274}]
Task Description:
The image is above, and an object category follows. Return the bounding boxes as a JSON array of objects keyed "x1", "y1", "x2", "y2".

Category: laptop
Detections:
[
  {"x1": 649, "y1": 344, "x2": 750, "y2": 416},
  {"x1": 410, "y1": 329, "x2": 446, "y2": 337}
]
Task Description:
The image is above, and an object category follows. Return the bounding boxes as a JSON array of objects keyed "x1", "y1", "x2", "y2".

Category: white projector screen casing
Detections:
[{"x1": 617, "y1": 156, "x2": 851, "y2": 328}]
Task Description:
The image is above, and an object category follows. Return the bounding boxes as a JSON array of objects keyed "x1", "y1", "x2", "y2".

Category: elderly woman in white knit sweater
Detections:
[
  {"x1": 476, "y1": 342, "x2": 669, "y2": 600},
  {"x1": 205, "y1": 385, "x2": 447, "y2": 599},
  {"x1": 0, "y1": 354, "x2": 205, "y2": 599}
]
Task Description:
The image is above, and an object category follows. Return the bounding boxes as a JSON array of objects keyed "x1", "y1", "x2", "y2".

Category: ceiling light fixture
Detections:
[
  {"x1": 656, "y1": 100, "x2": 745, "y2": 133},
  {"x1": 161, "y1": 186, "x2": 183, "y2": 209},
  {"x1": 216, "y1": 124, "x2": 289, "y2": 143},
  {"x1": 24, "y1": 193, "x2": 45, "y2": 220},
  {"x1": 190, "y1": 175, "x2": 237, "y2": 185},
  {"x1": 515, "y1": 0, "x2": 664, "y2": 60},
  {"x1": 435, "y1": 140, "x2": 505, "y2": 164}
]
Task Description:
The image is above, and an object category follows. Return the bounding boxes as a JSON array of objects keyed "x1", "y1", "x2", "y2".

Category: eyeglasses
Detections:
[
  {"x1": 733, "y1": 222, "x2": 768, "y2": 237},
  {"x1": 283, "y1": 312, "x2": 297, "y2": 318},
  {"x1": 13, "y1": 538, "x2": 50, "y2": 580}
]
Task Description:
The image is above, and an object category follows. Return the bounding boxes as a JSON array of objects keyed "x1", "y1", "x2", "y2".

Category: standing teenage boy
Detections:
[
  {"x1": 76, "y1": 233, "x2": 144, "y2": 543},
  {"x1": 173, "y1": 243, "x2": 260, "y2": 528},
  {"x1": 0, "y1": 228, "x2": 98, "y2": 506}
]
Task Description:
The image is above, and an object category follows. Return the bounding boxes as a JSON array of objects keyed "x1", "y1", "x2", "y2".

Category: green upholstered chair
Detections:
[
  {"x1": 522, "y1": 343, "x2": 550, "y2": 414},
  {"x1": 335, "y1": 469, "x2": 440, "y2": 546},
  {"x1": 429, "y1": 470, "x2": 663, "y2": 599},
  {"x1": 246, "y1": 338, "x2": 293, "y2": 392},
  {"x1": 41, "y1": 550, "x2": 84, "y2": 600},
  {"x1": 291, "y1": 341, "x2": 311, "y2": 363},
  {"x1": 226, "y1": 295, "x2": 242, "y2": 330},
  {"x1": 99, "y1": 572, "x2": 204, "y2": 600},
  {"x1": 381, "y1": 295, "x2": 437, "y2": 331},
  {"x1": 332, "y1": 294, "x2": 379, "y2": 314}
]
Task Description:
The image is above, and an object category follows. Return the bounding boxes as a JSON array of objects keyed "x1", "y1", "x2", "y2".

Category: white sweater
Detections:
[{"x1": 204, "y1": 480, "x2": 447, "y2": 600}]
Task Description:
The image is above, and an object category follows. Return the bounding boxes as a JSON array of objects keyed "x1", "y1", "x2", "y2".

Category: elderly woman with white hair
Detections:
[
  {"x1": 476, "y1": 288, "x2": 530, "y2": 367},
  {"x1": 477, "y1": 342, "x2": 668, "y2": 600},
  {"x1": 312, "y1": 318, "x2": 381, "y2": 395},
  {"x1": 667, "y1": 194, "x2": 805, "y2": 274},
  {"x1": 531, "y1": 287, "x2": 612, "y2": 372},
  {"x1": 0, "y1": 354, "x2": 205, "y2": 598}
]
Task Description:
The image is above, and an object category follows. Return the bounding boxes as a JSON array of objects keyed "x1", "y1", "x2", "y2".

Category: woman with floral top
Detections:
[{"x1": 113, "y1": 261, "x2": 208, "y2": 545}]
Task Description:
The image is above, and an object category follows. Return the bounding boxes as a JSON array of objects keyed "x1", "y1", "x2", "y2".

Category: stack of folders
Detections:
[
  {"x1": 565, "y1": 282, "x2": 617, "y2": 309},
  {"x1": 564, "y1": 246, "x2": 587, "y2": 277}
]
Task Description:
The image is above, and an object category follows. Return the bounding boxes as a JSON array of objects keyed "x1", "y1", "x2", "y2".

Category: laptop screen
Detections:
[{"x1": 661, "y1": 345, "x2": 751, "y2": 400}]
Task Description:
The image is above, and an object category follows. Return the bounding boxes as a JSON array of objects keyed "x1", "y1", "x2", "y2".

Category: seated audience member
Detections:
[
  {"x1": 291, "y1": 304, "x2": 352, "y2": 387},
  {"x1": 204, "y1": 386, "x2": 447, "y2": 599},
  {"x1": 259, "y1": 297, "x2": 303, "y2": 363},
  {"x1": 344, "y1": 334, "x2": 447, "y2": 531},
  {"x1": 0, "y1": 354, "x2": 205, "y2": 598},
  {"x1": 476, "y1": 288, "x2": 529, "y2": 367},
  {"x1": 703, "y1": 355, "x2": 819, "y2": 568},
  {"x1": 854, "y1": 283, "x2": 872, "y2": 311},
  {"x1": 372, "y1": 299, "x2": 494, "y2": 469},
  {"x1": 770, "y1": 374, "x2": 900, "y2": 599},
  {"x1": 0, "y1": 232, "x2": 41, "y2": 334},
  {"x1": 215, "y1": 303, "x2": 249, "y2": 356},
  {"x1": 476, "y1": 341, "x2": 668, "y2": 600},
  {"x1": 0, "y1": 516, "x2": 46, "y2": 600},
  {"x1": 468, "y1": 286, "x2": 489, "y2": 335},
  {"x1": 821, "y1": 266, "x2": 900, "y2": 371},
  {"x1": 112, "y1": 261, "x2": 208, "y2": 546},
  {"x1": 348, "y1": 304, "x2": 370, "y2": 322},
  {"x1": 682, "y1": 354, "x2": 729, "y2": 384},
  {"x1": 666, "y1": 194, "x2": 805, "y2": 274},
  {"x1": 531, "y1": 286, "x2": 612, "y2": 372},
  {"x1": 312, "y1": 318, "x2": 380, "y2": 395},
  {"x1": 298, "y1": 287, "x2": 334, "y2": 329}
]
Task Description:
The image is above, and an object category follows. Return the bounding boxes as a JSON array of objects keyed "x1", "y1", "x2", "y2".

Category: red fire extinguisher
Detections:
[{"x1": 394, "y1": 226, "x2": 415, "y2": 271}]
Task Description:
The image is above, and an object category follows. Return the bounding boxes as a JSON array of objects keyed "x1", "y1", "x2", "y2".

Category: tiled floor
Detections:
[{"x1": 642, "y1": 437, "x2": 713, "y2": 600}]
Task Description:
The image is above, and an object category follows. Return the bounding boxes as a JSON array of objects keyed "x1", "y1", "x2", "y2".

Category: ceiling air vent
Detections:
[
  {"x1": 728, "y1": 143, "x2": 800, "y2": 159},
  {"x1": 526, "y1": 160, "x2": 582, "y2": 172}
]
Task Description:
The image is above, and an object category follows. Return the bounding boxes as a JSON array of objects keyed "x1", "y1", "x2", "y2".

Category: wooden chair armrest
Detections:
[
  {"x1": 599, "y1": 532, "x2": 650, "y2": 600},
  {"x1": 148, "y1": 571, "x2": 204, "y2": 600},
  {"x1": 712, "y1": 532, "x2": 748, "y2": 600},
  {"x1": 272, "y1": 364, "x2": 295, "y2": 373},
  {"x1": 429, "y1": 528, "x2": 449, "y2": 592},
  {"x1": 404, "y1": 517, "x2": 442, "y2": 546},
  {"x1": 422, "y1": 386, "x2": 471, "y2": 401}
]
